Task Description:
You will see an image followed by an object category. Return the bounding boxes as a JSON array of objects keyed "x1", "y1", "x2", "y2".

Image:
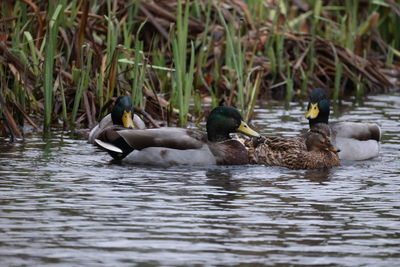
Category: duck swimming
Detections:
[
  {"x1": 305, "y1": 88, "x2": 381, "y2": 160},
  {"x1": 94, "y1": 106, "x2": 260, "y2": 166},
  {"x1": 246, "y1": 123, "x2": 340, "y2": 170},
  {"x1": 88, "y1": 96, "x2": 145, "y2": 144}
]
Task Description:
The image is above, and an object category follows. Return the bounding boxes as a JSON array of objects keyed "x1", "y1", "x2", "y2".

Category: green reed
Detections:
[
  {"x1": 171, "y1": 0, "x2": 194, "y2": 126},
  {"x1": 218, "y1": 8, "x2": 245, "y2": 113},
  {"x1": 131, "y1": 22, "x2": 147, "y2": 108},
  {"x1": 43, "y1": 4, "x2": 63, "y2": 130},
  {"x1": 71, "y1": 45, "x2": 93, "y2": 124}
]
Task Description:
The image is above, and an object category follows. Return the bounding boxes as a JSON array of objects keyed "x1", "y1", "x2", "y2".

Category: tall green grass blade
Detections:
[
  {"x1": 131, "y1": 21, "x2": 147, "y2": 107},
  {"x1": 218, "y1": 8, "x2": 245, "y2": 113},
  {"x1": 275, "y1": 33, "x2": 284, "y2": 74},
  {"x1": 171, "y1": 0, "x2": 193, "y2": 126},
  {"x1": 245, "y1": 69, "x2": 262, "y2": 121},
  {"x1": 71, "y1": 46, "x2": 93, "y2": 124},
  {"x1": 104, "y1": 2, "x2": 119, "y2": 101},
  {"x1": 119, "y1": 59, "x2": 175, "y2": 72},
  {"x1": 23, "y1": 31, "x2": 39, "y2": 75},
  {"x1": 58, "y1": 75, "x2": 68, "y2": 127},
  {"x1": 43, "y1": 4, "x2": 63, "y2": 131},
  {"x1": 184, "y1": 41, "x2": 196, "y2": 118},
  {"x1": 386, "y1": 44, "x2": 398, "y2": 66},
  {"x1": 299, "y1": 66, "x2": 308, "y2": 98},
  {"x1": 96, "y1": 71, "x2": 104, "y2": 111}
]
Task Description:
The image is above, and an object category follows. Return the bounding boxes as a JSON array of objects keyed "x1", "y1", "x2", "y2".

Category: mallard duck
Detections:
[
  {"x1": 88, "y1": 96, "x2": 145, "y2": 144},
  {"x1": 247, "y1": 123, "x2": 340, "y2": 169},
  {"x1": 305, "y1": 88, "x2": 381, "y2": 160},
  {"x1": 94, "y1": 106, "x2": 260, "y2": 166}
]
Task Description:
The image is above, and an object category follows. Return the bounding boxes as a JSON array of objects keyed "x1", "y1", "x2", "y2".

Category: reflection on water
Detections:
[{"x1": 1, "y1": 93, "x2": 400, "y2": 266}]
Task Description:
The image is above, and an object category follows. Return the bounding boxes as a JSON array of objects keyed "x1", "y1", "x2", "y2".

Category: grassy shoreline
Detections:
[{"x1": 0, "y1": 0, "x2": 399, "y2": 139}]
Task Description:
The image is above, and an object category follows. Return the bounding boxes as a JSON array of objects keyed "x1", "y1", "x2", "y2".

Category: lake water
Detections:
[{"x1": 1, "y1": 93, "x2": 399, "y2": 266}]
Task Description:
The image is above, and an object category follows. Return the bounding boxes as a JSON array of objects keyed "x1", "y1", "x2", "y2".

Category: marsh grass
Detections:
[
  {"x1": 172, "y1": 0, "x2": 194, "y2": 126},
  {"x1": 71, "y1": 45, "x2": 93, "y2": 124},
  {"x1": 130, "y1": 21, "x2": 147, "y2": 108},
  {"x1": 43, "y1": 4, "x2": 63, "y2": 130},
  {"x1": 0, "y1": 0, "x2": 398, "y2": 137}
]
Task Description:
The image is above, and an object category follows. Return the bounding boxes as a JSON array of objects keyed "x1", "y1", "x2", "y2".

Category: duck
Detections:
[
  {"x1": 305, "y1": 88, "x2": 381, "y2": 160},
  {"x1": 94, "y1": 106, "x2": 260, "y2": 166},
  {"x1": 88, "y1": 96, "x2": 146, "y2": 144},
  {"x1": 246, "y1": 123, "x2": 340, "y2": 170}
]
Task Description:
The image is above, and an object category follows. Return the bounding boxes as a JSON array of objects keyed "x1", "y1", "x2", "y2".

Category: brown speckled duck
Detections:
[{"x1": 247, "y1": 123, "x2": 340, "y2": 170}]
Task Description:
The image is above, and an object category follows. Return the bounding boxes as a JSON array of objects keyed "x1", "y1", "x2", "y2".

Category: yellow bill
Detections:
[
  {"x1": 238, "y1": 121, "x2": 260, "y2": 138},
  {"x1": 305, "y1": 103, "x2": 319, "y2": 119},
  {"x1": 122, "y1": 110, "x2": 135, "y2": 129}
]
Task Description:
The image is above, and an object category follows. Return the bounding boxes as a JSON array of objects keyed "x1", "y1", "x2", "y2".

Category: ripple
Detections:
[{"x1": 1, "y1": 93, "x2": 400, "y2": 265}]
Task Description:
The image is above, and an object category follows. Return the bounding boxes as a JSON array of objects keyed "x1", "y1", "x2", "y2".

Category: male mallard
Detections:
[
  {"x1": 247, "y1": 123, "x2": 340, "y2": 169},
  {"x1": 94, "y1": 106, "x2": 260, "y2": 166},
  {"x1": 305, "y1": 88, "x2": 381, "y2": 160},
  {"x1": 88, "y1": 96, "x2": 145, "y2": 144}
]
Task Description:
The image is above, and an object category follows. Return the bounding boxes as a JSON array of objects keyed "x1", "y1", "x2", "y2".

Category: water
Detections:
[{"x1": 1, "y1": 93, "x2": 399, "y2": 266}]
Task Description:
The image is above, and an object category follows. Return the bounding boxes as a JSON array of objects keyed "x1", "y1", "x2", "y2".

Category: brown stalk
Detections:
[
  {"x1": 107, "y1": 51, "x2": 118, "y2": 98},
  {"x1": 75, "y1": 0, "x2": 89, "y2": 67},
  {"x1": 139, "y1": 4, "x2": 170, "y2": 41},
  {"x1": 83, "y1": 91, "x2": 95, "y2": 129},
  {"x1": 0, "y1": 10, "x2": 104, "y2": 24},
  {"x1": 133, "y1": 107, "x2": 161, "y2": 128},
  {"x1": 0, "y1": 95, "x2": 22, "y2": 139},
  {"x1": 12, "y1": 101, "x2": 40, "y2": 131},
  {"x1": 0, "y1": 41, "x2": 36, "y2": 83},
  {"x1": 142, "y1": 1, "x2": 204, "y2": 32}
]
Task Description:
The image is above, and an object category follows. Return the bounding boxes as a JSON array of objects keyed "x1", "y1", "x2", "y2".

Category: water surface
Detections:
[{"x1": 1, "y1": 93, "x2": 399, "y2": 266}]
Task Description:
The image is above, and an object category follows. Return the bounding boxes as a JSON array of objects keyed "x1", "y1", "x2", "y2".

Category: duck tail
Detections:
[{"x1": 95, "y1": 129, "x2": 133, "y2": 160}]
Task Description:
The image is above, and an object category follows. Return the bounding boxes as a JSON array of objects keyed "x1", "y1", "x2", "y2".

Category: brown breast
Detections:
[{"x1": 209, "y1": 140, "x2": 249, "y2": 165}]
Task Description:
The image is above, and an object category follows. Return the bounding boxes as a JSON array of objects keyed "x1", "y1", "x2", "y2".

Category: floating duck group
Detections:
[{"x1": 89, "y1": 88, "x2": 381, "y2": 170}]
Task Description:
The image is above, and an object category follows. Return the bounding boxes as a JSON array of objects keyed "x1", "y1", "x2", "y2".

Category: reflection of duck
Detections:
[
  {"x1": 305, "y1": 88, "x2": 381, "y2": 160},
  {"x1": 302, "y1": 168, "x2": 333, "y2": 183},
  {"x1": 95, "y1": 106, "x2": 260, "y2": 166},
  {"x1": 88, "y1": 96, "x2": 145, "y2": 144},
  {"x1": 247, "y1": 123, "x2": 340, "y2": 170},
  {"x1": 205, "y1": 169, "x2": 241, "y2": 205}
]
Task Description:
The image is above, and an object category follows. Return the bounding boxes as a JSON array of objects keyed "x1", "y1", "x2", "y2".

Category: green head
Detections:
[
  {"x1": 206, "y1": 106, "x2": 260, "y2": 142},
  {"x1": 305, "y1": 88, "x2": 330, "y2": 127},
  {"x1": 111, "y1": 96, "x2": 135, "y2": 128}
]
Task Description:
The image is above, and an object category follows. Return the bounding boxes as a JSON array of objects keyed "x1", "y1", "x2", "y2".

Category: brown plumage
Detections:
[{"x1": 246, "y1": 124, "x2": 340, "y2": 170}]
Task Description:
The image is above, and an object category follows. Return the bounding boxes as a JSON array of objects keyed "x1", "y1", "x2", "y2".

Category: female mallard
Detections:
[
  {"x1": 247, "y1": 123, "x2": 340, "y2": 169},
  {"x1": 88, "y1": 96, "x2": 145, "y2": 144},
  {"x1": 94, "y1": 106, "x2": 260, "y2": 166},
  {"x1": 305, "y1": 88, "x2": 381, "y2": 160}
]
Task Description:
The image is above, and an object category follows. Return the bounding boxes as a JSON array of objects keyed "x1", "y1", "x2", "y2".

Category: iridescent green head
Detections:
[
  {"x1": 111, "y1": 96, "x2": 135, "y2": 128},
  {"x1": 206, "y1": 106, "x2": 260, "y2": 142}
]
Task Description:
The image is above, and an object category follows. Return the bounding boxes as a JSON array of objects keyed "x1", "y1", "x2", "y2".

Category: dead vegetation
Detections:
[{"x1": 0, "y1": 0, "x2": 399, "y2": 139}]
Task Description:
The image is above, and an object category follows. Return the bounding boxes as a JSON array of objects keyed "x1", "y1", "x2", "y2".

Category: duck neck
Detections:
[
  {"x1": 309, "y1": 116, "x2": 329, "y2": 128},
  {"x1": 207, "y1": 129, "x2": 231, "y2": 142}
]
